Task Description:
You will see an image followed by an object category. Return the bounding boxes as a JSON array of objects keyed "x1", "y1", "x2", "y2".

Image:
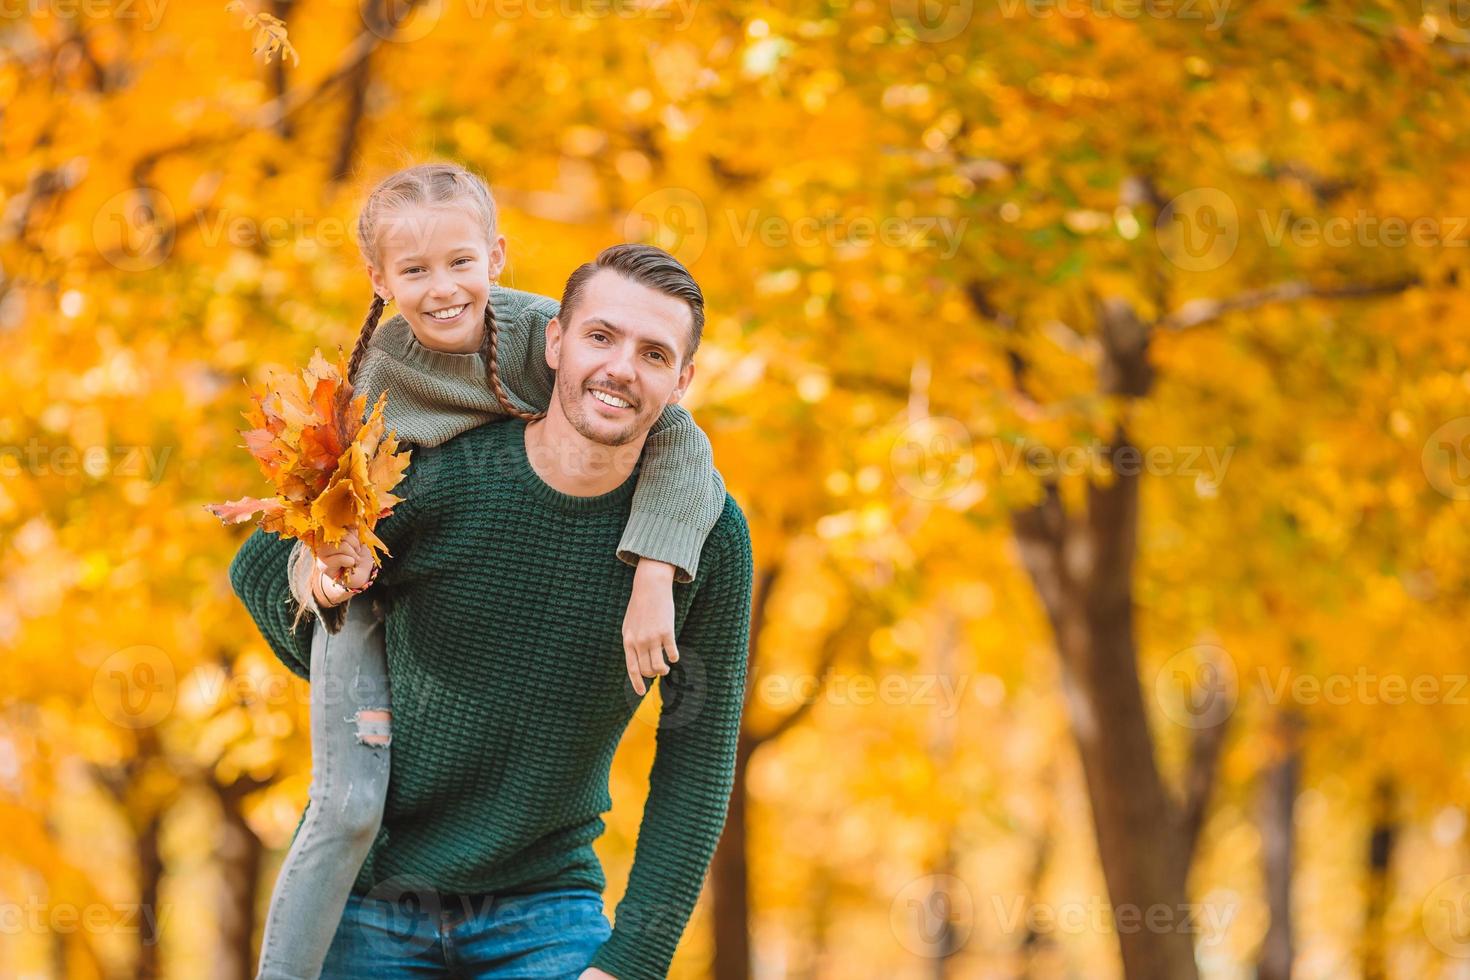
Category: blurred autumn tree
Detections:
[{"x1": 2, "y1": 0, "x2": 1469, "y2": 978}]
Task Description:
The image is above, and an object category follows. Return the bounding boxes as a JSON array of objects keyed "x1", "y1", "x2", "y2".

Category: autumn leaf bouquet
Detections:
[{"x1": 207, "y1": 350, "x2": 411, "y2": 581}]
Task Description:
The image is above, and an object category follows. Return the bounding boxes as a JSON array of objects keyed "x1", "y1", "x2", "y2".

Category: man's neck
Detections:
[{"x1": 523, "y1": 407, "x2": 647, "y2": 497}]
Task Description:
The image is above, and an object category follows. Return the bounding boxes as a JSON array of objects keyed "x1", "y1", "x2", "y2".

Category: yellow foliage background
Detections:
[{"x1": 2, "y1": 0, "x2": 1469, "y2": 977}]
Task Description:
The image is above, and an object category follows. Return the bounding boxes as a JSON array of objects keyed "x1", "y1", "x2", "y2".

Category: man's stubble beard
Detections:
[{"x1": 554, "y1": 369, "x2": 645, "y2": 447}]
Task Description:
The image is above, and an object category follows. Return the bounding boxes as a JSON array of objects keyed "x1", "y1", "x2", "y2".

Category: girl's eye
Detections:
[
  {"x1": 454, "y1": 257, "x2": 473, "y2": 267},
  {"x1": 403, "y1": 267, "x2": 424, "y2": 275}
]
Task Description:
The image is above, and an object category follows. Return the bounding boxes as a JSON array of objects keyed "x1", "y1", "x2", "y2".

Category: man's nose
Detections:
[{"x1": 604, "y1": 343, "x2": 638, "y2": 383}]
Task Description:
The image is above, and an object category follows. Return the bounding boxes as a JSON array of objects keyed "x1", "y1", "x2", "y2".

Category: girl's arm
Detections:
[
  {"x1": 619, "y1": 402, "x2": 727, "y2": 693},
  {"x1": 620, "y1": 402, "x2": 727, "y2": 581}
]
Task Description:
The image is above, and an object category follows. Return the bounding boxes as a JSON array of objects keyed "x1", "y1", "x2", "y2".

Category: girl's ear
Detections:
[
  {"x1": 487, "y1": 234, "x2": 508, "y2": 281},
  {"x1": 367, "y1": 263, "x2": 391, "y2": 302}
]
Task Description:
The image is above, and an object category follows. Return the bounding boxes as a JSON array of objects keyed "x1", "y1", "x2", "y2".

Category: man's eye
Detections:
[
  {"x1": 590, "y1": 332, "x2": 609, "y2": 343},
  {"x1": 647, "y1": 351, "x2": 665, "y2": 362}
]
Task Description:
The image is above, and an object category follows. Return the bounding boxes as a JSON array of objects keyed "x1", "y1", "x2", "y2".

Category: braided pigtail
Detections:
[
  {"x1": 480, "y1": 298, "x2": 544, "y2": 422},
  {"x1": 347, "y1": 293, "x2": 386, "y2": 385}
]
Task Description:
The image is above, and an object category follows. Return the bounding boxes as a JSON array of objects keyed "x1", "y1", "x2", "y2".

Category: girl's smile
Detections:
[
  {"x1": 368, "y1": 205, "x2": 506, "y2": 354},
  {"x1": 425, "y1": 304, "x2": 469, "y2": 322}
]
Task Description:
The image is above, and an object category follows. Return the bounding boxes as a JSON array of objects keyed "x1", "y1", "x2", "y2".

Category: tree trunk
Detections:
[
  {"x1": 213, "y1": 781, "x2": 266, "y2": 980},
  {"x1": 136, "y1": 810, "x2": 165, "y2": 980},
  {"x1": 711, "y1": 735, "x2": 754, "y2": 980},
  {"x1": 1006, "y1": 298, "x2": 1202, "y2": 980},
  {"x1": 1361, "y1": 777, "x2": 1396, "y2": 980},
  {"x1": 270, "y1": 1, "x2": 295, "y2": 140},
  {"x1": 1011, "y1": 460, "x2": 1201, "y2": 979},
  {"x1": 1256, "y1": 710, "x2": 1300, "y2": 980}
]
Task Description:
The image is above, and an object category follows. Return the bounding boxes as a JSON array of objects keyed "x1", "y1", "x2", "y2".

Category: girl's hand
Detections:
[
  {"x1": 311, "y1": 529, "x2": 375, "y2": 608},
  {"x1": 623, "y1": 559, "x2": 679, "y2": 696}
]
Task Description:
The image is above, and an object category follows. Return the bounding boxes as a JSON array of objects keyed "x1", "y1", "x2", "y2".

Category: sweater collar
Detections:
[
  {"x1": 371, "y1": 314, "x2": 487, "y2": 383},
  {"x1": 504, "y1": 420, "x2": 639, "y2": 514}
]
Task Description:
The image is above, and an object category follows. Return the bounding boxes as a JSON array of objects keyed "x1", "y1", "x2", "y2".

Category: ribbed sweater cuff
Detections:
[
  {"x1": 616, "y1": 512, "x2": 704, "y2": 583},
  {"x1": 589, "y1": 928, "x2": 671, "y2": 980}
]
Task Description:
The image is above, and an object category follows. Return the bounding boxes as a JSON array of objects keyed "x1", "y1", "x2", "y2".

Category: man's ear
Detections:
[
  {"x1": 367, "y1": 263, "x2": 391, "y2": 302},
  {"x1": 545, "y1": 316, "x2": 563, "y2": 371},
  {"x1": 667, "y1": 359, "x2": 695, "y2": 405}
]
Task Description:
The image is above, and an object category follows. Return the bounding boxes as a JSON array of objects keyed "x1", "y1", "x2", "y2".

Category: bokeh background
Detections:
[{"x1": 3, "y1": 0, "x2": 1470, "y2": 977}]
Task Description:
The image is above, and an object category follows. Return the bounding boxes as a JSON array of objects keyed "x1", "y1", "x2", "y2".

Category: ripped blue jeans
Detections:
[{"x1": 256, "y1": 598, "x2": 391, "y2": 980}]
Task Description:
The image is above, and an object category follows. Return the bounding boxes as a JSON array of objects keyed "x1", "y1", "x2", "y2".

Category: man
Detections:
[{"x1": 230, "y1": 244, "x2": 753, "y2": 979}]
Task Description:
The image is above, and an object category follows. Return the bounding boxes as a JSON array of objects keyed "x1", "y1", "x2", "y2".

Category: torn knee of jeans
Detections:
[{"x1": 354, "y1": 708, "x2": 392, "y2": 747}]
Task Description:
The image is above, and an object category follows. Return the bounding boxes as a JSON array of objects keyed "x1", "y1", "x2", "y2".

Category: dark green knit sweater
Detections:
[{"x1": 229, "y1": 419, "x2": 753, "y2": 980}]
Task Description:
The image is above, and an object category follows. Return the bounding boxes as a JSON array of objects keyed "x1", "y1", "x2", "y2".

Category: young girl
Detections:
[{"x1": 253, "y1": 163, "x2": 725, "y2": 980}]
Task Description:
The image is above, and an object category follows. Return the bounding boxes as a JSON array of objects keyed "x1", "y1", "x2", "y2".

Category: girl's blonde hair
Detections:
[{"x1": 349, "y1": 162, "x2": 541, "y2": 422}]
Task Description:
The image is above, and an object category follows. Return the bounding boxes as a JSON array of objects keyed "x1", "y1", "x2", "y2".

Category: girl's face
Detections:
[{"x1": 368, "y1": 204, "x2": 506, "y2": 354}]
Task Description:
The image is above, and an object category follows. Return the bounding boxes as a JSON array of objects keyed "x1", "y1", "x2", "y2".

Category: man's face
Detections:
[{"x1": 545, "y1": 268, "x2": 696, "y2": 447}]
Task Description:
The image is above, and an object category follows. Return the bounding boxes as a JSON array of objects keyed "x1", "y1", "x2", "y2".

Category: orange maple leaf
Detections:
[{"x1": 207, "y1": 350, "x2": 412, "y2": 570}]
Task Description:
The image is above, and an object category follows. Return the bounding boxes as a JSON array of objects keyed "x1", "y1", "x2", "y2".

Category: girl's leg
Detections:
[{"x1": 256, "y1": 598, "x2": 392, "y2": 980}]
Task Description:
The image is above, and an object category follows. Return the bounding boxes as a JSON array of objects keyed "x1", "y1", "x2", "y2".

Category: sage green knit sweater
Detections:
[{"x1": 355, "y1": 284, "x2": 724, "y2": 581}]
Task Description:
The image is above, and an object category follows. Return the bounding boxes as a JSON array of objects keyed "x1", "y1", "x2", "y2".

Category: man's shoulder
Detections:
[
  {"x1": 405, "y1": 420, "x2": 523, "y2": 494},
  {"x1": 427, "y1": 416, "x2": 522, "y2": 455}
]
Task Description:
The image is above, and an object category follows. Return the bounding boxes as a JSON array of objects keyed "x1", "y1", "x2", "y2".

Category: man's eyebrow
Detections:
[{"x1": 580, "y1": 318, "x2": 675, "y2": 353}]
